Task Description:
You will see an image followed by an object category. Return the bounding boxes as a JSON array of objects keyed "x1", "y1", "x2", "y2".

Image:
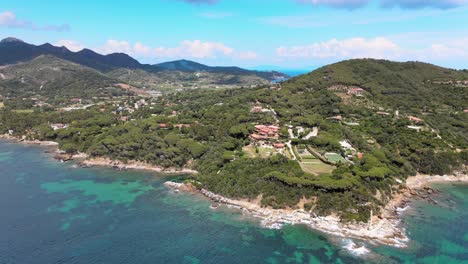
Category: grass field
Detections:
[
  {"x1": 325, "y1": 153, "x2": 347, "y2": 164},
  {"x1": 300, "y1": 161, "x2": 334, "y2": 175},
  {"x1": 12, "y1": 109, "x2": 34, "y2": 113},
  {"x1": 284, "y1": 147, "x2": 294, "y2": 160},
  {"x1": 243, "y1": 145, "x2": 275, "y2": 158}
]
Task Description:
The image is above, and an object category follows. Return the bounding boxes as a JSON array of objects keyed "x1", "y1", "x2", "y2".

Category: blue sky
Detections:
[{"x1": 1, "y1": 0, "x2": 467, "y2": 69}]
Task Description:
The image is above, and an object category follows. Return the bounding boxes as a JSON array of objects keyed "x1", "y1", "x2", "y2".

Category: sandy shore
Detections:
[
  {"x1": 0, "y1": 134, "x2": 59, "y2": 146},
  {"x1": 406, "y1": 173, "x2": 468, "y2": 189},
  {"x1": 165, "y1": 172, "x2": 468, "y2": 248},
  {"x1": 81, "y1": 157, "x2": 198, "y2": 174}
]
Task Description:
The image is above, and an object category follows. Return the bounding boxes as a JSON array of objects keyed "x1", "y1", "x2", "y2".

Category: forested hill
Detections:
[
  {"x1": 282, "y1": 59, "x2": 468, "y2": 111},
  {"x1": 155, "y1": 59, "x2": 287, "y2": 80},
  {"x1": 0, "y1": 55, "x2": 123, "y2": 97},
  {"x1": 1, "y1": 58, "x2": 466, "y2": 223},
  {"x1": 0, "y1": 37, "x2": 287, "y2": 81}
]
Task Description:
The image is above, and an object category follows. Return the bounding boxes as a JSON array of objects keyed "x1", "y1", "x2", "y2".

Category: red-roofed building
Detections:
[
  {"x1": 273, "y1": 143, "x2": 285, "y2": 149},
  {"x1": 250, "y1": 125, "x2": 280, "y2": 141},
  {"x1": 408, "y1": 116, "x2": 423, "y2": 123},
  {"x1": 174, "y1": 124, "x2": 191, "y2": 129}
]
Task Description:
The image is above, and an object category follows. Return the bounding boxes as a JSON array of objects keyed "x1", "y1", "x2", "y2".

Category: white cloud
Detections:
[
  {"x1": 276, "y1": 37, "x2": 401, "y2": 59},
  {"x1": 295, "y1": 0, "x2": 468, "y2": 9},
  {"x1": 55, "y1": 40, "x2": 85, "y2": 52},
  {"x1": 0, "y1": 11, "x2": 25, "y2": 27},
  {"x1": 94, "y1": 39, "x2": 256, "y2": 60},
  {"x1": 97, "y1": 39, "x2": 133, "y2": 55},
  {"x1": 380, "y1": 0, "x2": 468, "y2": 9},
  {"x1": 154, "y1": 40, "x2": 234, "y2": 58},
  {"x1": 0, "y1": 11, "x2": 69, "y2": 31},
  {"x1": 275, "y1": 36, "x2": 468, "y2": 68}
]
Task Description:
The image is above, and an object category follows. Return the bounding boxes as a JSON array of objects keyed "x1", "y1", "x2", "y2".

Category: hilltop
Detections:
[
  {"x1": 0, "y1": 55, "x2": 123, "y2": 97},
  {"x1": 283, "y1": 59, "x2": 467, "y2": 110},
  {"x1": 0, "y1": 37, "x2": 287, "y2": 88}
]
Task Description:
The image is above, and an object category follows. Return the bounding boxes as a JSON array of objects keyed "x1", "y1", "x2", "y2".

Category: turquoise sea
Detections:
[{"x1": 0, "y1": 141, "x2": 467, "y2": 264}]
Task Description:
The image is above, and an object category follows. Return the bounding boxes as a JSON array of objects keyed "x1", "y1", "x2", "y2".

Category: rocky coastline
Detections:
[
  {"x1": 164, "y1": 172, "x2": 468, "y2": 248},
  {"x1": 0, "y1": 135, "x2": 197, "y2": 174},
  {"x1": 81, "y1": 157, "x2": 198, "y2": 174}
]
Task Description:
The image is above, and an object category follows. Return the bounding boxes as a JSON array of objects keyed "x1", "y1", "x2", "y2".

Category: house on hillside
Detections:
[
  {"x1": 174, "y1": 124, "x2": 191, "y2": 129},
  {"x1": 50, "y1": 123, "x2": 69, "y2": 130},
  {"x1": 408, "y1": 116, "x2": 423, "y2": 123},
  {"x1": 273, "y1": 143, "x2": 285, "y2": 149},
  {"x1": 327, "y1": 115, "x2": 343, "y2": 122},
  {"x1": 348, "y1": 87, "x2": 365, "y2": 96},
  {"x1": 376, "y1": 111, "x2": 390, "y2": 116},
  {"x1": 70, "y1": 98, "x2": 82, "y2": 104},
  {"x1": 251, "y1": 106, "x2": 263, "y2": 113},
  {"x1": 250, "y1": 125, "x2": 280, "y2": 142}
]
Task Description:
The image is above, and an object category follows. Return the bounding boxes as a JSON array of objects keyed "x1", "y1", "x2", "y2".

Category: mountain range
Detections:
[{"x1": 0, "y1": 37, "x2": 287, "y2": 81}]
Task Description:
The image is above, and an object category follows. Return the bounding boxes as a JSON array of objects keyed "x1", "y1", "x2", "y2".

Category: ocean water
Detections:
[{"x1": 0, "y1": 141, "x2": 467, "y2": 264}]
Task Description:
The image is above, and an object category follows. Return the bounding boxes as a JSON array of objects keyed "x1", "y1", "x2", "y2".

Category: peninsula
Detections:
[{"x1": 1, "y1": 39, "x2": 467, "y2": 247}]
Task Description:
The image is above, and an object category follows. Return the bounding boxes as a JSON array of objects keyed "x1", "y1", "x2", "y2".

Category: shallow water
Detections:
[{"x1": 0, "y1": 141, "x2": 467, "y2": 263}]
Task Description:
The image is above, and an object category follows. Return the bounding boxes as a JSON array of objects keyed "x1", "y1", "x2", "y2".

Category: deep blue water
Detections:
[
  {"x1": 281, "y1": 70, "x2": 310, "y2": 77},
  {"x1": 0, "y1": 141, "x2": 467, "y2": 264}
]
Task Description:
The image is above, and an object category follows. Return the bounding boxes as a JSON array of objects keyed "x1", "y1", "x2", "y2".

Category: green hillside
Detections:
[
  {"x1": 283, "y1": 59, "x2": 468, "y2": 111},
  {"x1": 279, "y1": 59, "x2": 468, "y2": 146},
  {"x1": 108, "y1": 68, "x2": 270, "y2": 91},
  {"x1": 1, "y1": 58, "x2": 466, "y2": 223},
  {"x1": 0, "y1": 55, "x2": 124, "y2": 97}
]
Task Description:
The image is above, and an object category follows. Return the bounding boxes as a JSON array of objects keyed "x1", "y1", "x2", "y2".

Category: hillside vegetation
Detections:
[
  {"x1": 0, "y1": 55, "x2": 123, "y2": 97},
  {"x1": 1, "y1": 58, "x2": 466, "y2": 223}
]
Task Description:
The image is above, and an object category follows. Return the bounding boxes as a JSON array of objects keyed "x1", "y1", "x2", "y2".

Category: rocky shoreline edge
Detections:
[
  {"x1": 0, "y1": 135, "x2": 197, "y2": 174},
  {"x1": 164, "y1": 172, "x2": 468, "y2": 248}
]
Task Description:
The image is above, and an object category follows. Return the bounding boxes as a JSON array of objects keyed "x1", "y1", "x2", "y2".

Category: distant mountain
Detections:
[
  {"x1": 154, "y1": 59, "x2": 288, "y2": 80},
  {"x1": 0, "y1": 37, "x2": 287, "y2": 81},
  {"x1": 0, "y1": 55, "x2": 123, "y2": 97},
  {"x1": 0, "y1": 38, "x2": 140, "y2": 72}
]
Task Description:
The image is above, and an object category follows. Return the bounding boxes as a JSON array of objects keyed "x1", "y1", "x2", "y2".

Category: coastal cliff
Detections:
[{"x1": 165, "y1": 172, "x2": 468, "y2": 247}]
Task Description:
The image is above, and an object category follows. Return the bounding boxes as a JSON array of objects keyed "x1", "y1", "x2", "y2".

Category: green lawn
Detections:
[
  {"x1": 300, "y1": 161, "x2": 334, "y2": 175},
  {"x1": 243, "y1": 145, "x2": 275, "y2": 158},
  {"x1": 12, "y1": 109, "x2": 34, "y2": 113},
  {"x1": 324, "y1": 153, "x2": 347, "y2": 164}
]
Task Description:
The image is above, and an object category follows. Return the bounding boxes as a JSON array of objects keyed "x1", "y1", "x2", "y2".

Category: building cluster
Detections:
[
  {"x1": 432, "y1": 80, "x2": 468, "y2": 86},
  {"x1": 134, "y1": 99, "x2": 148, "y2": 110},
  {"x1": 250, "y1": 105, "x2": 272, "y2": 113},
  {"x1": 347, "y1": 87, "x2": 365, "y2": 96},
  {"x1": 250, "y1": 125, "x2": 280, "y2": 141},
  {"x1": 328, "y1": 85, "x2": 366, "y2": 96},
  {"x1": 50, "y1": 123, "x2": 69, "y2": 130}
]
